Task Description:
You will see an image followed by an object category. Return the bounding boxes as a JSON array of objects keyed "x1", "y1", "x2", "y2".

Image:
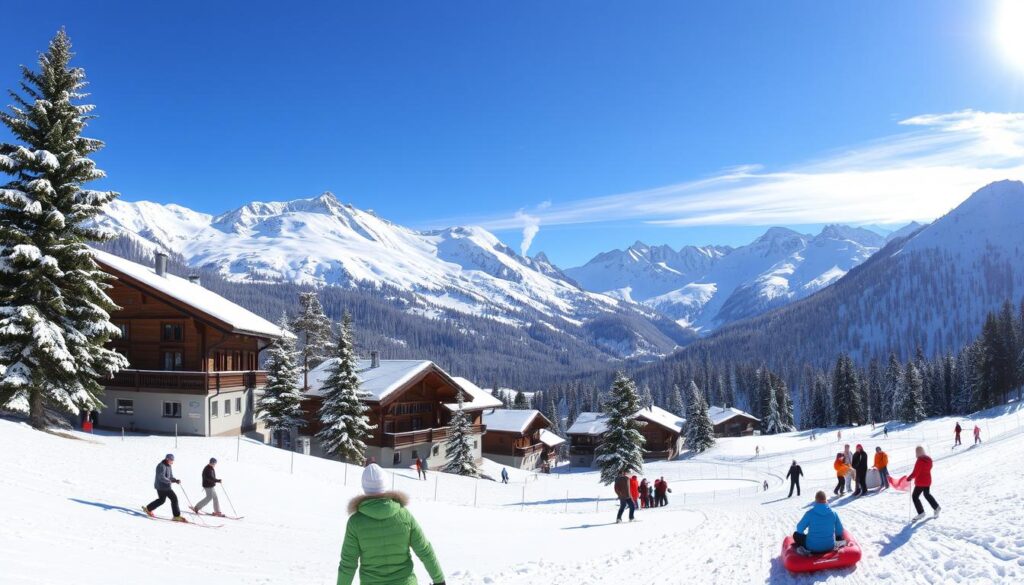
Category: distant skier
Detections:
[
  {"x1": 851, "y1": 445, "x2": 868, "y2": 496},
  {"x1": 837, "y1": 430, "x2": 842, "y2": 441},
  {"x1": 415, "y1": 457, "x2": 426, "y2": 480},
  {"x1": 192, "y1": 457, "x2": 224, "y2": 517},
  {"x1": 655, "y1": 477, "x2": 670, "y2": 507},
  {"x1": 639, "y1": 478, "x2": 649, "y2": 508},
  {"x1": 792, "y1": 491, "x2": 846, "y2": 553},
  {"x1": 614, "y1": 471, "x2": 635, "y2": 523},
  {"x1": 908, "y1": 445, "x2": 940, "y2": 521},
  {"x1": 873, "y1": 446, "x2": 890, "y2": 491},
  {"x1": 500, "y1": 467, "x2": 509, "y2": 484},
  {"x1": 629, "y1": 475, "x2": 640, "y2": 510},
  {"x1": 763, "y1": 480, "x2": 769, "y2": 492},
  {"x1": 974, "y1": 425, "x2": 982, "y2": 444},
  {"x1": 842, "y1": 444, "x2": 853, "y2": 492},
  {"x1": 833, "y1": 453, "x2": 851, "y2": 496},
  {"x1": 954, "y1": 423, "x2": 962, "y2": 447},
  {"x1": 786, "y1": 460, "x2": 803, "y2": 498},
  {"x1": 883, "y1": 426, "x2": 888, "y2": 439},
  {"x1": 142, "y1": 454, "x2": 184, "y2": 522},
  {"x1": 336, "y1": 464, "x2": 445, "y2": 585},
  {"x1": 755, "y1": 445, "x2": 760, "y2": 458}
]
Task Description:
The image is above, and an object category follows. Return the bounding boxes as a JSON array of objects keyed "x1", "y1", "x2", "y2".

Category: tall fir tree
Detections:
[
  {"x1": 512, "y1": 390, "x2": 529, "y2": 409},
  {"x1": 0, "y1": 31, "x2": 128, "y2": 428},
  {"x1": 867, "y1": 359, "x2": 883, "y2": 423},
  {"x1": 882, "y1": 353, "x2": 903, "y2": 421},
  {"x1": 684, "y1": 381, "x2": 716, "y2": 453},
  {"x1": 640, "y1": 384, "x2": 654, "y2": 409},
  {"x1": 255, "y1": 315, "x2": 305, "y2": 448},
  {"x1": 832, "y1": 354, "x2": 863, "y2": 426},
  {"x1": 899, "y1": 361, "x2": 926, "y2": 423},
  {"x1": 952, "y1": 349, "x2": 974, "y2": 414},
  {"x1": 441, "y1": 391, "x2": 479, "y2": 476},
  {"x1": 668, "y1": 384, "x2": 685, "y2": 417},
  {"x1": 758, "y1": 370, "x2": 783, "y2": 434},
  {"x1": 316, "y1": 313, "x2": 374, "y2": 464},
  {"x1": 594, "y1": 371, "x2": 645, "y2": 485},
  {"x1": 810, "y1": 374, "x2": 831, "y2": 428},
  {"x1": 292, "y1": 291, "x2": 333, "y2": 390},
  {"x1": 774, "y1": 373, "x2": 796, "y2": 431}
]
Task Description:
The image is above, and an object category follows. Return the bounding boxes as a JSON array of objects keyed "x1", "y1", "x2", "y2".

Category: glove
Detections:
[
  {"x1": 175, "y1": 479, "x2": 181, "y2": 484},
  {"x1": 217, "y1": 479, "x2": 222, "y2": 483}
]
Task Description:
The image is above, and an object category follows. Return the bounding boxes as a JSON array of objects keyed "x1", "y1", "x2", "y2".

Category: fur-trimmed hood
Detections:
[{"x1": 348, "y1": 491, "x2": 409, "y2": 515}]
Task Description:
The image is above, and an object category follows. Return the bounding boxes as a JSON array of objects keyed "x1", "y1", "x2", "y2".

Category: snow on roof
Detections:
[
  {"x1": 634, "y1": 405, "x2": 685, "y2": 434},
  {"x1": 446, "y1": 377, "x2": 503, "y2": 412},
  {"x1": 567, "y1": 412, "x2": 609, "y2": 436},
  {"x1": 483, "y1": 409, "x2": 547, "y2": 434},
  {"x1": 92, "y1": 248, "x2": 288, "y2": 339},
  {"x1": 568, "y1": 406, "x2": 685, "y2": 436},
  {"x1": 708, "y1": 406, "x2": 760, "y2": 426},
  {"x1": 306, "y1": 359, "x2": 432, "y2": 401},
  {"x1": 539, "y1": 428, "x2": 566, "y2": 447}
]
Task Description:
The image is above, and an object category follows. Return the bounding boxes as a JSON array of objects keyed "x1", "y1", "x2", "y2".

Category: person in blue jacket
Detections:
[{"x1": 793, "y1": 491, "x2": 845, "y2": 553}]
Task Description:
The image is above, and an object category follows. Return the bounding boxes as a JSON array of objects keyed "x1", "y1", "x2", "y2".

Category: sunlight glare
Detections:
[{"x1": 996, "y1": 0, "x2": 1024, "y2": 71}]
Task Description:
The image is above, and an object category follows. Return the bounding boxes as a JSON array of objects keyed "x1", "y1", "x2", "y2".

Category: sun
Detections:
[{"x1": 996, "y1": 0, "x2": 1024, "y2": 71}]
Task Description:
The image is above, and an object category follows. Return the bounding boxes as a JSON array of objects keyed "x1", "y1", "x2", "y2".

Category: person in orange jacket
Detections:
[
  {"x1": 629, "y1": 475, "x2": 640, "y2": 510},
  {"x1": 833, "y1": 453, "x2": 851, "y2": 496},
  {"x1": 873, "y1": 446, "x2": 890, "y2": 491}
]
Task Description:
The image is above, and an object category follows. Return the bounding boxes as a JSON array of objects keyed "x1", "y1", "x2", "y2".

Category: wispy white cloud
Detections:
[{"x1": 441, "y1": 110, "x2": 1024, "y2": 235}]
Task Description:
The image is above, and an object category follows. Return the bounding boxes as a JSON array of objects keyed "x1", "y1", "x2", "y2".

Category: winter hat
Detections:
[
  {"x1": 361, "y1": 463, "x2": 389, "y2": 495},
  {"x1": 209, "y1": 457, "x2": 218, "y2": 464},
  {"x1": 856, "y1": 444, "x2": 863, "y2": 450},
  {"x1": 165, "y1": 454, "x2": 175, "y2": 461}
]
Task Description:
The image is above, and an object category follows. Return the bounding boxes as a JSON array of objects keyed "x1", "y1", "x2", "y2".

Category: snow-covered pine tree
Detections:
[
  {"x1": 952, "y1": 349, "x2": 973, "y2": 414},
  {"x1": 594, "y1": 371, "x2": 645, "y2": 485},
  {"x1": 684, "y1": 381, "x2": 715, "y2": 453},
  {"x1": 899, "y1": 361, "x2": 926, "y2": 423},
  {"x1": 316, "y1": 313, "x2": 374, "y2": 464},
  {"x1": 292, "y1": 291, "x2": 333, "y2": 391},
  {"x1": 255, "y1": 315, "x2": 305, "y2": 448},
  {"x1": 512, "y1": 390, "x2": 529, "y2": 409},
  {"x1": 832, "y1": 354, "x2": 863, "y2": 426},
  {"x1": 774, "y1": 373, "x2": 795, "y2": 431},
  {"x1": 882, "y1": 353, "x2": 903, "y2": 421},
  {"x1": 0, "y1": 31, "x2": 128, "y2": 429},
  {"x1": 759, "y1": 371, "x2": 783, "y2": 434},
  {"x1": 867, "y1": 359, "x2": 883, "y2": 424},
  {"x1": 440, "y1": 390, "x2": 479, "y2": 477},
  {"x1": 810, "y1": 374, "x2": 831, "y2": 428},
  {"x1": 668, "y1": 384, "x2": 684, "y2": 417},
  {"x1": 640, "y1": 384, "x2": 654, "y2": 409}
]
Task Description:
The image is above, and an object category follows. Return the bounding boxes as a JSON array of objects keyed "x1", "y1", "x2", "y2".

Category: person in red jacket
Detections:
[
  {"x1": 907, "y1": 445, "x2": 941, "y2": 521},
  {"x1": 638, "y1": 478, "x2": 649, "y2": 508},
  {"x1": 629, "y1": 475, "x2": 640, "y2": 510},
  {"x1": 954, "y1": 423, "x2": 962, "y2": 446}
]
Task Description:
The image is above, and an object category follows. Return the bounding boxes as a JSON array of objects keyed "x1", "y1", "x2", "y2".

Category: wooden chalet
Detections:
[
  {"x1": 302, "y1": 358, "x2": 501, "y2": 468},
  {"x1": 481, "y1": 409, "x2": 565, "y2": 471},
  {"x1": 567, "y1": 405, "x2": 685, "y2": 467},
  {"x1": 92, "y1": 250, "x2": 289, "y2": 437},
  {"x1": 708, "y1": 406, "x2": 760, "y2": 437}
]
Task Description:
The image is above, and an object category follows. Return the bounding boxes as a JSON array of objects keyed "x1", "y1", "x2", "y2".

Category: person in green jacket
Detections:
[{"x1": 337, "y1": 463, "x2": 445, "y2": 585}]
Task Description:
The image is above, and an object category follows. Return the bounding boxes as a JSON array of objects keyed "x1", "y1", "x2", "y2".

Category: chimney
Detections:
[
  {"x1": 187, "y1": 274, "x2": 201, "y2": 286},
  {"x1": 370, "y1": 350, "x2": 380, "y2": 369},
  {"x1": 154, "y1": 252, "x2": 168, "y2": 277}
]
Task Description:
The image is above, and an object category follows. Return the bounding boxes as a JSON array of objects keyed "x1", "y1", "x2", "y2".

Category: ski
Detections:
[
  {"x1": 191, "y1": 511, "x2": 244, "y2": 520},
  {"x1": 142, "y1": 507, "x2": 223, "y2": 528}
]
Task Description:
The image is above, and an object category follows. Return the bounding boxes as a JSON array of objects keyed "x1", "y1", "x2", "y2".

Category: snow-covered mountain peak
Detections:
[{"x1": 816, "y1": 224, "x2": 885, "y2": 247}]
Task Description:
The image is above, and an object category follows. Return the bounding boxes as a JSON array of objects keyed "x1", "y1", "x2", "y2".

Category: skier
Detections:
[
  {"x1": 974, "y1": 425, "x2": 982, "y2": 444},
  {"x1": 763, "y1": 480, "x2": 769, "y2": 492},
  {"x1": 833, "y1": 453, "x2": 851, "y2": 496},
  {"x1": 192, "y1": 457, "x2": 224, "y2": 517},
  {"x1": 907, "y1": 445, "x2": 941, "y2": 521},
  {"x1": 883, "y1": 426, "x2": 888, "y2": 438},
  {"x1": 142, "y1": 454, "x2": 185, "y2": 522},
  {"x1": 336, "y1": 464, "x2": 445, "y2": 585},
  {"x1": 792, "y1": 491, "x2": 846, "y2": 553},
  {"x1": 837, "y1": 430, "x2": 842, "y2": 441},
  {"x1": 639, "y1": 478, "x2": 649, "y2": 508},
  {"x1": 655, "y1": 477, "x2": 669, "y2": 507},
  {"x1": 851, "y1": 445, "x2": 868, "y2": 496},
  {"x1": 954, "y1": 422, "x2": 962, "y2": 447},
  {"x1": 873, "y1": 446, "x2": 890, "y2": 491},
  {"x1": 786, "y1": 460, "x2": 803, "y2": 498},
  {"x1": 614, "y1": 471, "x2": 635, "y2": 523},
  {"x1": 500, "y1": 467, "x2": 509, "y2": 484},
  {"x1": 415, "y1": 457, "x2": 425, "y2": 480},
  {"x1": 629, "y1": 475, "x2": 640, "y2": 510}
]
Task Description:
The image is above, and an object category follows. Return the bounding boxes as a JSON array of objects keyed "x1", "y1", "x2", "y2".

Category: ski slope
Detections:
[{"x1": 2, "y1": 404, "x2": 1023, "y2": 584}]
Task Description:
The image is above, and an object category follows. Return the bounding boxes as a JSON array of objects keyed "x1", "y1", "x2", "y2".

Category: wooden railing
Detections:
[
  {"x1": 106, "y1": 370, "x2": 267, "y2": 395},
  {"x1": 383, "y1": 424, "x2": 486, "y2": 448},
  {"x1": 514, "y1": 443, "x2": 546, "y2": 458}
]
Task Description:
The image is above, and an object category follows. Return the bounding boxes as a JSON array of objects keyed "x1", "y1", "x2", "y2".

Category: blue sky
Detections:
[{"x1": 2, "y1": 1, "x2": 1024, "y2": 266}]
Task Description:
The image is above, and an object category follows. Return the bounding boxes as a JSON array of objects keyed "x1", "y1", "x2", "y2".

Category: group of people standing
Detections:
[
  {"x1": 832, "y1": 444, "x2": 888, "y2": 497},
  {"x1": 612, "y1": 471, "x2": 672, "y2": 522}
]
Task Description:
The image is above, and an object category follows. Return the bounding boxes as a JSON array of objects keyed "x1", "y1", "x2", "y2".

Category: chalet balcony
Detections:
[
  {"x1": 106, "y1": 369, "x2": 268, "y2": 395},
  {"x1": 514, "y1": 443, "x2": 546, "y2": 458},
  {"x1": 382, "y1": 424, "x2": 486, "y2": 448}
]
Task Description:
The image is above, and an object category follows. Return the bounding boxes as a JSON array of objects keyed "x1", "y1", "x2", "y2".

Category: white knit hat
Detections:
[{"x1": 361, "y1": 463, "x2": 388, "y2": 495}]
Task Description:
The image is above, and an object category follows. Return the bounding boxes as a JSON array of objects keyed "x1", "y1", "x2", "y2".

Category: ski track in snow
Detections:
[{"x1": 2, "y1": 405, "x2": 1024, "y2": 584}]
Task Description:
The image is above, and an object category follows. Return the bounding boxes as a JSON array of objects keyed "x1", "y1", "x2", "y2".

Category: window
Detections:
[
  {"x1": 162, "y1": 351, "x2": 183, "y2": 371},
  {"x1": 393, "y1": 451, "x2": 402, "y2": 465},
  {"x1": 411, "y1": 418, "x2": 423, "y2": 431},
  {"x1": 115, "y1": 399, "x2": 133, "y2": 415},
  {"x1": 412, "y1": 450, "x2": 419, "y2": 460},
  {"x1": 115, "y1": 322, "x2": 129, "y2": 340},
  {"x1": 211, "y1": 401, "x2": 218, "y2": 417},
  {"x1": 224, "y1": 399, "x2": 231, "y2": 416},
  {"x1": 161, "y1": 323, "x2": 183, "y2": 342},
  {"x1": 235, "y1": 397, "x2": 242, "y2": 413},
  {"x1": 384, "y1": 421, "x2": 395, "y2": 433},
  {"x1": 162, "y1": 402, "x2": 182, "y2": 418}
]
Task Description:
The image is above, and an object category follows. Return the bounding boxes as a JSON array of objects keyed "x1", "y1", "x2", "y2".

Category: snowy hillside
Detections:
[
  {"x1": 94, "y1": 194, "x2": 691, "y2": 359},
  {"x1": 568, "y1": 225, "x2": 888, "y2": 332},
  {"x1": 3, "y1": 402, "x2": 1023, "y2": 584}
]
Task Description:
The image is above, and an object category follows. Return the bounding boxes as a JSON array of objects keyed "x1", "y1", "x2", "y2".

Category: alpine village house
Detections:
[
  {"x1": 481, "y1": 409, "x2": 565, "y2": 471},
  {"x1": 92, "y1": 249, "x2": 289, "y2": 437},
  {"x1": 567, "y1": 405, "x2": 685, "y2": 467}
]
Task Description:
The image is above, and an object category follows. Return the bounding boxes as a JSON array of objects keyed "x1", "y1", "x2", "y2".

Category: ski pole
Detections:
[
  {"x1": 220, "y1": 482, "x2": 239, "y2": 517},
  {"x1": 176, "y1": 484, "x2": 207, "y2": 526}
]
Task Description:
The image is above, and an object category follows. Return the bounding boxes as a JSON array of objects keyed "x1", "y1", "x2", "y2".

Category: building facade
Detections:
[
  {"x1": 708, "y1": 406, "x2": 760, "y2": 437},
  {"x1": 567, "y1": 406, "x2": 685, "y2": 467},
  {"x1": 481, "y1": 409, "x2": 564, "y2": 471}
]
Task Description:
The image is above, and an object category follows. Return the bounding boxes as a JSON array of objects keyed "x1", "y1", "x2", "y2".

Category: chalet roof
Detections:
[
  {"x1": 708, "y1": 405, "x2": 760, "y2": 426},
  {"x1": 92, "y1": 249, "x2": 288, "y2": 339},
  {"x1": 483, "y1": 409, "x2": 551, "y2": 434},
  {"x1": 305, "y1": 359, "x2": 501, "y2": 411},
  {"x1": 567, "y1": 406, "x2": 685, "y2": 436},
  {"x1": 539, "y1": 428, "x2": 566, "y2": 447}
]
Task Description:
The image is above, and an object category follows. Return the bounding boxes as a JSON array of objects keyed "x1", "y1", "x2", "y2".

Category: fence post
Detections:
[
  {"x1": 565, "y1": 490, "x2": 569, "y2": 513},
  {"x1": 345, "y1": 463, "x2": 348, "y2": 486},
  {"x1": 236, "y1": 435, "x2": 240, "y2": 462},
  {"x1": 121, "y1": 427, "x2": 125, "y2": 442},
  {"x1": 290, "y1": 450, "x2": 294, "y2": 475},
  {"x1": 521, "y1": 485, "x2": 526, "y2": 511},
  {"x1": 175, "y1": 424, "x2": 178, "y2": 448},
  {"x1": 474, "y1": 481, "x2": 478, "y2": 508},
  {"x1": 434, "y1": 474, "x2": 439, "y2": 501},
  {"x1": 391, "y1": 472, "x2": 395, "y2": 492},
  {"x1": 596, "y1": 495, "x2": 600, "y2": 512}
]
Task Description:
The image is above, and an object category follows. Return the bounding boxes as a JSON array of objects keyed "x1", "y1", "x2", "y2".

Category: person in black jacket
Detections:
[
  {"x1": 786, "y1": 460, "x2": 803, "y2": 497},
  {"x1": 192, "y1": 457, "x2": 224, "y2": 516},
  {"x1": 143, "y1": 454, "x2": 183, "y2": 521},
  {"x1": 851, "y1": 445, "x2": 869, "y2": 496}
]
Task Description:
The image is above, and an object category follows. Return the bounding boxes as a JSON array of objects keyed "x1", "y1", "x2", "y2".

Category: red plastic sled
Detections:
[
  {"x1": 889, "y1": 475, "x2": 911, "y2": 492},
  {"x1": 781, "y1": 530, "x2": 862, "y2": 573}
]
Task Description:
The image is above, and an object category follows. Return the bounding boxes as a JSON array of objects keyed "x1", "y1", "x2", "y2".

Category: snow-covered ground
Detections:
[{"x1": 3, "y1": 404, "x2": 1023, "y2": 584}]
